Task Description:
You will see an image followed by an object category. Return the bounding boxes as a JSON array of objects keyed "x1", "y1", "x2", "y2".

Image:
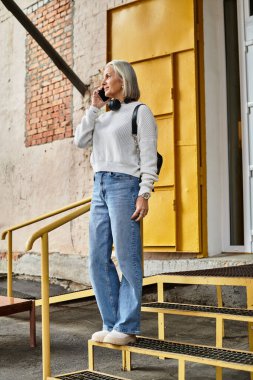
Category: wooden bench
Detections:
[
  {"x1": 0, "y1": 295, "x2": 36, "y2": 347},
  {"x1": 88, "y1": 337, "x2": 253, "y2": 380}
]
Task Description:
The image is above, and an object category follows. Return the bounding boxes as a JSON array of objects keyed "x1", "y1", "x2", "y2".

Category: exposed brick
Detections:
[
  {"x1": 37, "y1": 126, "x2": 48, "y2": 133},
  {"x1": 0, "y1": 252, "x2": 7, "y2": 260},
  {"x1": 53, "y1": 133, "x2": 64, "y2": 141},
  {"x1": 54, "y1": 127, "x2": 65, "y2": 134},
  {"x1": 43, "y1": 130, "x2": 54, "y2": 137},
  {"x1": 65, "y1": 130, "x2": 73, "y2": 138},
  {"x1": 26, "y1": 0, "x2": 73, "y2": 146},
  {"x1": 30, "y1": 117, "x2": 40, "y2": 124}
]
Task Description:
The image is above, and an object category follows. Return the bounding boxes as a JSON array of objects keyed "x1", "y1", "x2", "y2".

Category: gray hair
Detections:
[{"x1": 105, "y1": 60, "x2": 140, "y2": 101}]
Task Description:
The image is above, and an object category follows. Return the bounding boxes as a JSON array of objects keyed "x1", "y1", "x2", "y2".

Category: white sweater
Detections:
[{"x1": 74, "y1": 101, "x2": 158, "y2": 195}]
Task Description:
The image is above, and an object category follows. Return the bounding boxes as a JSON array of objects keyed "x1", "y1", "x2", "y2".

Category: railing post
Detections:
[
  {"x1": 178, "y1": 359, "x2": 185, "y2": 380},
  {"x1": 246, "y1": 284, "x2": 253, "y2": 380},
  {"x1": 7, "y1": 231, "x2": 13, "y2": 297},
  {"x1": 158, "y1": 281, "x2": 165, "y2": 340},
  {"x1": 88, "y1": 340, "x2": 94, "y2": 370},
  {"x1": 216, "y1": 285, "x2": 224, "y2": 339},
  {"x1": 41, "y1": 233, "x2": 51, "y2": 380}
]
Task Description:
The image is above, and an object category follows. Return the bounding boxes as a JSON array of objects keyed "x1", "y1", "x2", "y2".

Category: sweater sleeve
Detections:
[
  {"x1": 137, "y1": 105, "x2": 159, "y2": 196},
  {"x1": 73, "y1": 106, "x2": 100, "y2": 148}
]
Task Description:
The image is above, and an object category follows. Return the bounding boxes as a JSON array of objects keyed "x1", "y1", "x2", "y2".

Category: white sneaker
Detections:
[
  {"x1": 103, "y1": 330, "x2": 136, "y2": 345},
  {"x1": 91, "y1": 330, "x2": 110, "y2": 342}
]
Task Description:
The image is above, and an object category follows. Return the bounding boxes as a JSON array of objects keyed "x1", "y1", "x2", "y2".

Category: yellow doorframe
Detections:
[
  {"x1": 194, "y1": 0, "x2": 207, "y2": 257},
  {"x1": 107, "y1": 0, "x2": 207, "y2": 257}
]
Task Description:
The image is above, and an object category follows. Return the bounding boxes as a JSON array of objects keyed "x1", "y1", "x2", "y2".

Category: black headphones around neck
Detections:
[{"x1": 108, "y1": 97, "x2": 133, "y2": 111}]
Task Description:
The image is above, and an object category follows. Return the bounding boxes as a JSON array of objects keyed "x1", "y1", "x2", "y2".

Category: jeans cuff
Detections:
[{"x1": 113, "y1": 327, "x2": 140, "y2": 335}]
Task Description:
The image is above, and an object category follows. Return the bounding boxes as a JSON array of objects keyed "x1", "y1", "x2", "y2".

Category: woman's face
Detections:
[{"x1": 102, "y1": 65, "x2": 124, "y2": 100}]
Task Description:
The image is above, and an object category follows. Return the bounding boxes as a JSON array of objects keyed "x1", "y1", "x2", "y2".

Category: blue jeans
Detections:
[{"x1": 89, "y1": 171, "x2": 142, "y2": 334}]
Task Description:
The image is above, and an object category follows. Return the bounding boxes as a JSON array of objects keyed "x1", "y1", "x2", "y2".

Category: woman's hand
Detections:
[
  {"x1": 92, "y1": 87, "x2": 109, "y2": 109},
  {"x1": 131, "y1": 196, "x2": 149, "y2": 222}
]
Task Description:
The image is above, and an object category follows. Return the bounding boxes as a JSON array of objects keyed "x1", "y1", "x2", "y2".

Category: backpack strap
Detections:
[{"x1": 132, "y1": 103, "x2": 145, "y2": 135}]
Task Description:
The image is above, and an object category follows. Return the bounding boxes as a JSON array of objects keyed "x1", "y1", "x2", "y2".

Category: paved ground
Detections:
[{"x1": 0, "y1": 290, "x2": 251, "y2": 380}]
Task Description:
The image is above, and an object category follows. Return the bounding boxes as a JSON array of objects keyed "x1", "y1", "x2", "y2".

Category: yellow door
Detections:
[{"x1": 107, "y1": 0, "x2": 206, "y2": 255}]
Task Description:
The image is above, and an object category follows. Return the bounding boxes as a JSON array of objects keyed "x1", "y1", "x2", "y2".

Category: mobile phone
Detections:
[{"x1": 98, "y1": 88, "x2": 110, "y2": 102}]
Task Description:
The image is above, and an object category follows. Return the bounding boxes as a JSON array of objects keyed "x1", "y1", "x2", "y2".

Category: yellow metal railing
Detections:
[
  {"x1": 22, "y1": 199, "x2": 146, "y2": 379},
  {"x1": 25, "y1": 202, "x2": 91, "y2": 380},
  {"x1": 1, "y1": 198, "x2": 91, "y2": 297}
]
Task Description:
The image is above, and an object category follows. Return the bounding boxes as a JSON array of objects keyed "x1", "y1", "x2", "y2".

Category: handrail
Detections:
[
  {"x1": 24, "y1": 197, "x2": 143, "y2": 380},
  {"x1": 1, "y1": 197, "x2": 91, "y2": 297},
  {"x1": 26, "y1": 203, "x2": 91, "y2": 251},
  {"x1": 25, "y1": 200, "x2": 91, "y2": 380},
  {"x1": 1, "y1": 198, "x2": 91, "y2": 240}
]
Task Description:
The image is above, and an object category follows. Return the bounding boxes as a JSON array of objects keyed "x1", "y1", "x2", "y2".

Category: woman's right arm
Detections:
[
  {"x1": 73, "y1": 106, "x2": 99, "y2": 148},
  {"x1": 74, "y1": 89, "x2": 107, "y2": 149}
]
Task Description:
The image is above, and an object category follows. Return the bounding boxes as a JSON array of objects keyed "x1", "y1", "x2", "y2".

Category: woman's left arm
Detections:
[
  {"x1": 137, "y1": 105, "x2": 159, "y2": 195},
  {"x1": 131, "y1": 105, "x2": 159, "y2": 222}
]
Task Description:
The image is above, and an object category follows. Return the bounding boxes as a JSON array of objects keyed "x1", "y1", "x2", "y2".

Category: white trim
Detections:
[
  {"x1": 220, "y1": 0, "x2": 248, "y2": 253},
  {"x1": 204, "y1": 0, "x2": 223, "y2": 256},
  {"x1": 204, "y1": 0, "x2": 247, "y2": 254},
  {"x1": 217, "y1": 0, "x2": 231, "y2": 253},
  {"x1": 244, "y1": 0, "x2": 253, "y2": 20},
  {"x1": 237, "y1": 0, "x2": 251, "y2": 252}
]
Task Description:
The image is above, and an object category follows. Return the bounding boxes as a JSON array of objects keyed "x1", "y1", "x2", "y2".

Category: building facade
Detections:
[{"x1": 0, "y1": 0, "x2": 252, "y2": 285}]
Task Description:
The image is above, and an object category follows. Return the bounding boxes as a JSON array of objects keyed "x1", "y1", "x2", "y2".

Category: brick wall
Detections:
[{"x1": 25, "y1": 0, "x2": 73, "y2": 147}]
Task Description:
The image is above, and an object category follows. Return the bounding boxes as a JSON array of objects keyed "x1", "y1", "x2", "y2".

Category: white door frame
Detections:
[
  {"x1": 205, "y1": 0, "x2": 248, "y2": 254},
  {"x1": 216, "y1": 0, "x2": 245, "y2": 253},
  {"x1": 237, "y1": 0, "x2": 251, "y2": 253}
]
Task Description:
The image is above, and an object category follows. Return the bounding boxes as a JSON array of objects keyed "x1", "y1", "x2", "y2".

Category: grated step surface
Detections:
[
  {"x1": 142, "y1": 302, "x2": 253, "y2": 316},
  {"x1": 127, "y1": 337, "x2": 253, "y2": 365},
  {"x1": 161, "y1": 264, "x2": 253, "y2": 278},
  {"x1": 55, "y1": 370, "x2": 125, "y2": 380}
]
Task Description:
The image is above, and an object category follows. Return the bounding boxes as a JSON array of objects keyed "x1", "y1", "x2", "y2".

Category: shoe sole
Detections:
[
  {"x1": 103, "y1": 337, "x2": 136, "y2": 345},
  {"x1": 91, "y1": 332, "x2": 110, "y2": 343}
]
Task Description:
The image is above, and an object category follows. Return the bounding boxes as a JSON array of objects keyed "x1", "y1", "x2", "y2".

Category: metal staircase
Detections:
[
  {"x1": 88, "y1": 336, "x2": 253, "y2": 379},
  {"x1": 2, "y1": 194, "x2": 253, "y2": 379}
]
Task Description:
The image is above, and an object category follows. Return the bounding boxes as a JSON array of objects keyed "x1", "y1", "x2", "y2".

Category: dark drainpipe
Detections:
[{"x1": 1, "y1": 0, "x2": 88, "y2": 96}]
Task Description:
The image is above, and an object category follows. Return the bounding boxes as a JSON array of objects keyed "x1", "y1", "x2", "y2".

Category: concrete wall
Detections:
[{"x1": 0, "y1": 0, "x2": 133, "y2": 284}]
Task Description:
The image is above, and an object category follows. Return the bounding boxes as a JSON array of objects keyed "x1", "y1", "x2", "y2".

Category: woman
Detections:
[{"x1": 74, "y1": 60, "x2": 158, "y2": 345}]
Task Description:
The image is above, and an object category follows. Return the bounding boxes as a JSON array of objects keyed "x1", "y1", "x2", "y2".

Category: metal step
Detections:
[
  {"x1": 48, "y1": 369, "x2": 129, "y2": 380},
  {"x1": 142, "y1": 301, "x2": 253, "y2": 319},
  {"x1": 89, "y1": 337, "x2": 253, "y2": 372},
  {"x1": 129, "y1": 337, "x2": 253, "y2": 364},
  {"x1": 161, "y1": 263, "x2": 253, "y2": 277}
]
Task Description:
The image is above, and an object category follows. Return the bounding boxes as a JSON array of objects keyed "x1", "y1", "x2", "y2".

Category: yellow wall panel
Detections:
[
  {"x1": 176, "y1": 145, "x2": 200, "y2": 252},
  {"x1": 175, "y1": 51, "x2": 197, "y2": 145},
  {"x1": 144, "y1": 189, "x2": 175, "y2": 247},
  {"x1": 108, "y1": 0, "x2": 194, "y2": 62},
  {"x1": 108, "y1": 0, "x2": 203, "y2": 254},
  {"x1": 156, "y1": 116, "x2": 174, "y2": 187},
  {"x1": 133, "y1": 57, "x2": 172, "y2": 115}
]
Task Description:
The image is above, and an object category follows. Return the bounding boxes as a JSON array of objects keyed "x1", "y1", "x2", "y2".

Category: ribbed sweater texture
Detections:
[{"x1": 74, "y1": 101, "x2": 158, "y2": 195}]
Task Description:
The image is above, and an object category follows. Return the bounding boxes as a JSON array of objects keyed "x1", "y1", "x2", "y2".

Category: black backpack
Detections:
[{"x1": 132, "y1": 104, "x2": 163, "y2": 175}]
